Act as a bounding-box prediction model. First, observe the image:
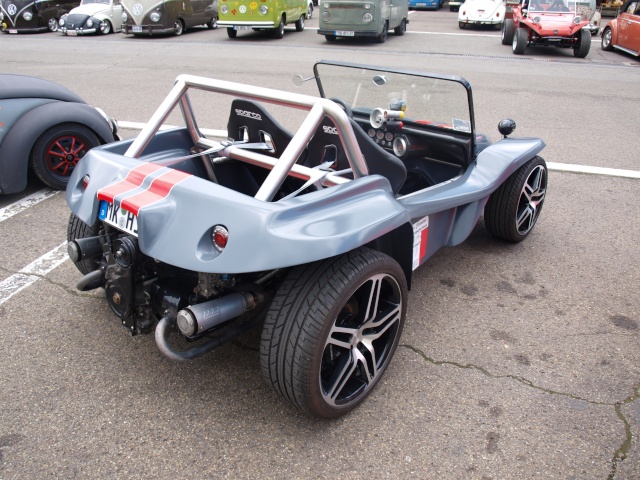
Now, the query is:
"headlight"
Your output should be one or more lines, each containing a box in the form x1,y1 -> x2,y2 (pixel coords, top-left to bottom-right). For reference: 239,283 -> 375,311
59,17 -> 65,26
23,12 -> 33,21
150,12 -> 160,22
122,11 -> 128,22
321,11 -> 330,21
259,5 -> 268,14
220,4 -> 228,14
86,18 -> 93,27
362,12 -> 373,23
573,15 -> 581,24
533,15 -> 540,24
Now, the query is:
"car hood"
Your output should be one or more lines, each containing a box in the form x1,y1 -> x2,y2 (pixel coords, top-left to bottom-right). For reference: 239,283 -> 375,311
68,4 -> 111,16
532,12 -> 582,30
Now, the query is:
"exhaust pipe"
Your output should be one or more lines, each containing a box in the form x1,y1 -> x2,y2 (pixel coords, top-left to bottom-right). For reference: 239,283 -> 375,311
155,291 -> 262,362
68,236 -> 103,263
176,292 -> 257,337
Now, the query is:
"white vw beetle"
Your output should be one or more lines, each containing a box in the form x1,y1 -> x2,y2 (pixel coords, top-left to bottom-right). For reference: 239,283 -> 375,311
59,0 -> 123,35
458,0 -> 506,29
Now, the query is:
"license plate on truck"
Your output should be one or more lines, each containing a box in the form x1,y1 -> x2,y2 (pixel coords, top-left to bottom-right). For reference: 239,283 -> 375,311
335,30 -> 354,36
99,200 -> 138,236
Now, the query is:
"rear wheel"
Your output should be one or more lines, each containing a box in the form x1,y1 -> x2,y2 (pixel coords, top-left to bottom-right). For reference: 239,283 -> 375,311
574,29 -> 591,57
325,34 -> 336,41
273,15 -> 285,38
227,27 -> 237,38
394,18 -> 406,35
512,26 -> 528,54
501,19 -> 514,45
207,17 -> 217,29
30,123 -> 100,190
459,21 -> 466,29
295,13 -> 304,31
484,156 -> 547,242
260,248 -> 407,418
601,27 -> 614,51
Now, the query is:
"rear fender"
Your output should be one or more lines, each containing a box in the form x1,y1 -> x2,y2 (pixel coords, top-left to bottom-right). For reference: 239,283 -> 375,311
0,102 -> 115,194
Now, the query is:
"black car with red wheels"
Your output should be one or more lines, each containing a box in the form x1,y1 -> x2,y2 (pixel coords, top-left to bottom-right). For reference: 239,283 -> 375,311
0,74 -> 118,194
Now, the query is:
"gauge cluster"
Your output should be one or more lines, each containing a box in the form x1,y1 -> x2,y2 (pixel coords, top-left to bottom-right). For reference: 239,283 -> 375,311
366,125 -> 410,158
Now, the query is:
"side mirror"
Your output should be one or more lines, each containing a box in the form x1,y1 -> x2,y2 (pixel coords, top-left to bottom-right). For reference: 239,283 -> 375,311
498,118 -> 516,138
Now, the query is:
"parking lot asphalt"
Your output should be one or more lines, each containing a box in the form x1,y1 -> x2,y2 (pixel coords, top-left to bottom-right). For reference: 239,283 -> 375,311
0,9 -> 639,479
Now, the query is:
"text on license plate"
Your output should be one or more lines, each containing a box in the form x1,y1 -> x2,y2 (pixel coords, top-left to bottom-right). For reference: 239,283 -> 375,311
99,200 -> 138,236
235,26 -> 252,30
416,3 -> 426,5
132,25 -> 142,32
335,30 -> 354,36
67,30 -> 78,36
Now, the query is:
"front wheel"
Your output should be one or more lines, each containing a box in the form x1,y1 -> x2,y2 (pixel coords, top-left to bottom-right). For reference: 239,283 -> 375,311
601,27 -> 614,51
48,17 -> 59,32
260,248 -> 408,418
99,20 -> 112,34
173,19 -> 183,36
227,27 -> 237,38
30,123 -> 100,190
394,18 -> 406,36
207,17 -> 217,29
512,26 -> 528,54
273,15 -> 285,38
325,34 -> 336,41
295,13 -> 304,32
574,29 -> 591,58
376,21 -> 388,43
501,19 -> 514,45
484,156 -> 547,242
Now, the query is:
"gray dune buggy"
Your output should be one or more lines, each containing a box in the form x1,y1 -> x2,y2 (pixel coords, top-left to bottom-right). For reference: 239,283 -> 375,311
66,60 -> 547,418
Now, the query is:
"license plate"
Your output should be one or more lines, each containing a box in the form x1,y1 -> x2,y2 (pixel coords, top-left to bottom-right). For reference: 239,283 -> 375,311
235,26 -> 251,30
9,29 -> 17,34
67,30 -> 78,36
99,200 -> 138,236
132,25 -> 142,32
416,3 -> 427,5
335,30 -> 354,36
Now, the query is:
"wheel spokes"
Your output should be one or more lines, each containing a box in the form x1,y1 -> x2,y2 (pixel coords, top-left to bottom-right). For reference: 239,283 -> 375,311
517,165 -> 547,235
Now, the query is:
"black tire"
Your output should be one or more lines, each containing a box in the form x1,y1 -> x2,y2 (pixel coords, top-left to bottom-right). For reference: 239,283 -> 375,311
295,13 -> 304,32
394,18 -> 406,36
459,21 -> 466,29
450,5 -> 459,11
67,213 -> 101,275
273,16 -> 285,38
30,123 -> 100,190
484,156 -> 547,242
227,27 -> 237,38
512,26 -> 528,54
207,17 -> 218,29
601,27 -> 614,51
260,248 -> 408,418
173,19 -> 183,36
574,29 -> 591,58
501,19 -> 514,44
48,17 -> 59,32
99,20 -> 112,34
325,34 -> 336,41
376,21 -> 388,43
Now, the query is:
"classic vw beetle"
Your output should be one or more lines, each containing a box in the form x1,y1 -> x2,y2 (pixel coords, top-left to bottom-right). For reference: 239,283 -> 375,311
66,60 -> 547,418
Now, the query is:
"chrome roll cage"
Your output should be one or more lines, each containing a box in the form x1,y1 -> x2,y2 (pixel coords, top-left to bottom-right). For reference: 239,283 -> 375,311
124,74 -> 369,202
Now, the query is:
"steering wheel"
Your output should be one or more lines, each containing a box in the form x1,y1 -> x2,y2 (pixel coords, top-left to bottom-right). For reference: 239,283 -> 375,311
329,97 -> 353,118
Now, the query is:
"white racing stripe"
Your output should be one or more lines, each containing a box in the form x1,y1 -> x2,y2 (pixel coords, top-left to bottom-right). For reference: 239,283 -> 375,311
0,189 -> 58,223
0,242 -> 68,306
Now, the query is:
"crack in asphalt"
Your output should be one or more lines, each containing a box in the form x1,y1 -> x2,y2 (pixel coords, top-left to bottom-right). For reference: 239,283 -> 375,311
400,344 -> 638,479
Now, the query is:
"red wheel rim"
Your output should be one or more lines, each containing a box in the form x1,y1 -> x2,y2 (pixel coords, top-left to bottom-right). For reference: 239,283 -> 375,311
45,135 -> 88,178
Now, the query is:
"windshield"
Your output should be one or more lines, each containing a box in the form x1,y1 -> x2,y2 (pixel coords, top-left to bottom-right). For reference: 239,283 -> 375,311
81,0 -> 110,4
314,61 -> 474,136
528,0 -> 583,12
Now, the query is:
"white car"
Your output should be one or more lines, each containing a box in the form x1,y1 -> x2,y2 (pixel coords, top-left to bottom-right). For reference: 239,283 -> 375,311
59,0 -> 123,35
458,0 -> 506,29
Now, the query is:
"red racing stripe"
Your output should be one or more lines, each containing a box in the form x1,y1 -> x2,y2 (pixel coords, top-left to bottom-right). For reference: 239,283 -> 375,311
120,168 -> 191,216
97,163 -> 165,203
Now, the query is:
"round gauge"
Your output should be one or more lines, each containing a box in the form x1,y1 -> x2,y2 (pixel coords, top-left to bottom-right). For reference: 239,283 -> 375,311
385,132 -> 394,142
376,131 -> 384,140
393,136 -> 408,157
368,128 -> 376,137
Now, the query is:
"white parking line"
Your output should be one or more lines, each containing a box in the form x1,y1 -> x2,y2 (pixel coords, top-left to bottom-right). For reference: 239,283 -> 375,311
0,242 -> 68,306
0,189 -> 58,223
